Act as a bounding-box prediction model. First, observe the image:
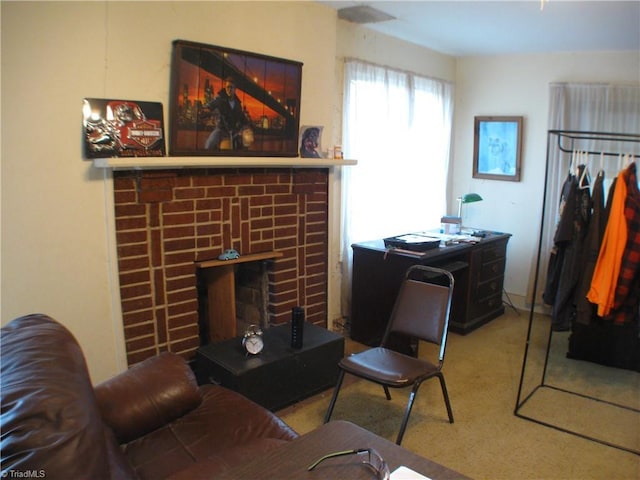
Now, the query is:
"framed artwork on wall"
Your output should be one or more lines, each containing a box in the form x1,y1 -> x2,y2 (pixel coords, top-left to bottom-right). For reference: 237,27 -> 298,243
169,40 -> 303,157
82,98 -> 165,159
473,116 -> 523,182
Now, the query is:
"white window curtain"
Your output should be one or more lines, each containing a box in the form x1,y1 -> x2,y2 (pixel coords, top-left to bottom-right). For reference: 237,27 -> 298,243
340,59 -> 454,317
532,83 -> 640,305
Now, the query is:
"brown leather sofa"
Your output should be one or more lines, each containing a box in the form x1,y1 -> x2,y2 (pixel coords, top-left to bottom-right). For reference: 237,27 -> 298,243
1,314 -> 298,480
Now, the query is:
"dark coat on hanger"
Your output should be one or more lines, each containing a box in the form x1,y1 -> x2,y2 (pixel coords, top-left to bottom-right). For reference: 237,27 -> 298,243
574,171 -> 606,325
543,166 -> 591,331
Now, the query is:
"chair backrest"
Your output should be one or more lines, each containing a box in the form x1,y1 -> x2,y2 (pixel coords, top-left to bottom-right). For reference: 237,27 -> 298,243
382,265 -> 454,361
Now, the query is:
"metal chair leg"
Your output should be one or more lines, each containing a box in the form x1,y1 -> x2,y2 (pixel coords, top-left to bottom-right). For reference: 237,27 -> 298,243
383,385 -> 392,400
323,369 -> 345,424
437,372 -> 454,423
396,382 -> 421,445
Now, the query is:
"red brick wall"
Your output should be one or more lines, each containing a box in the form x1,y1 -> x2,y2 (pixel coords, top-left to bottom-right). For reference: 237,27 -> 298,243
113,168 -> 329,365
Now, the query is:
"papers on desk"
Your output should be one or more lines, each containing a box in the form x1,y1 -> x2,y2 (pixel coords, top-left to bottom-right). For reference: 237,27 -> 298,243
391,466 -> 433,480
412,231 -> 481,246
383,230 -> 484,258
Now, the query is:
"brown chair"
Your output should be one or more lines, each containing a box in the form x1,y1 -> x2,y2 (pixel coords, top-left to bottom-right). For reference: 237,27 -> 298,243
324,265 -> 455,445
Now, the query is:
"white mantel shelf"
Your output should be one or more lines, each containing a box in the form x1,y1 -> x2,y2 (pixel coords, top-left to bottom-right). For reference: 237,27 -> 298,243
93,156 -> 357,170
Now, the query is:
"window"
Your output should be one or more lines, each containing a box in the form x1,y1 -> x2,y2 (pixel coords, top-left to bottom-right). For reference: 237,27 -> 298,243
340,60 -> 454,314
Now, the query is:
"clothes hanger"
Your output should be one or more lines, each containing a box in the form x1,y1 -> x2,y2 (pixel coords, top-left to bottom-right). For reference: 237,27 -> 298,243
598,152 -> 605,176
570,149 -> 577,177
578,151 -> 591,189
600,152 -> 604,173
571,150 -> 583,184
625,153 -> 636,168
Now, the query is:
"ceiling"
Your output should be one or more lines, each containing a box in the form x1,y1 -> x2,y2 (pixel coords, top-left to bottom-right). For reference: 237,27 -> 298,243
317,1 -> 640,56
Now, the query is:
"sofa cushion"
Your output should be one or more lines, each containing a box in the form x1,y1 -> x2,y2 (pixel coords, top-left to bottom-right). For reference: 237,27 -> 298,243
95,352 -> 202,444
124,384 -> 298,480
0,314 -> 137,480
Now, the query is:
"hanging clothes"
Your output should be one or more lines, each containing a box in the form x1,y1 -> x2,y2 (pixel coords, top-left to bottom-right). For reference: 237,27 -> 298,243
587,167 -> 630,317
569,163 -> 639,372
574,170 -> 605,325
542,173 -> 575,307
544,164 -> 591,330
611,162 -> 640,325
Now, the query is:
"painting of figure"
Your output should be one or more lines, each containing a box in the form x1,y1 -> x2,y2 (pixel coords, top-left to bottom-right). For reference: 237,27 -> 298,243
169,40 -> 303,157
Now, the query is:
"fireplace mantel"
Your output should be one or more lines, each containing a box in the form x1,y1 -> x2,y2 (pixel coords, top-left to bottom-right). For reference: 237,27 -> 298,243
94,156 -> 357,170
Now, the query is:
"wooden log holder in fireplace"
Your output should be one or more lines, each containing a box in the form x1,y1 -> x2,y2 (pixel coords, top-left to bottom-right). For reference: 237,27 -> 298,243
196,251 -> 283,343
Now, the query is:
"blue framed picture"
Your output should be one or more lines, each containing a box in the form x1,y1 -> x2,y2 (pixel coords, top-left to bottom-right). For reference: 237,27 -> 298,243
473,116 -> 523,182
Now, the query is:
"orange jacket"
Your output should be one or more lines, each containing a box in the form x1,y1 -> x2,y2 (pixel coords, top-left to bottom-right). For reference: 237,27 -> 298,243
586,169 -> 628,317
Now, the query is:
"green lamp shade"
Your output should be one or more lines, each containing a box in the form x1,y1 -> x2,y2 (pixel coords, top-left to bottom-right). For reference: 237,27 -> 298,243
460,193 -> 483,204
456,193 -> 483,218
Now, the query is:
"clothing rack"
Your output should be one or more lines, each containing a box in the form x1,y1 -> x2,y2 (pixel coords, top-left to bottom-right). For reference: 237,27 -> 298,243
514,129 -> 640,455
554,129 -> 640,157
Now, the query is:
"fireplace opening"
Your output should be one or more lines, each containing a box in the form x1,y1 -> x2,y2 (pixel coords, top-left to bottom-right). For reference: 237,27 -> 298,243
197,260 -> 271,346
195,251 -> 283,345
235,261 -> 269,334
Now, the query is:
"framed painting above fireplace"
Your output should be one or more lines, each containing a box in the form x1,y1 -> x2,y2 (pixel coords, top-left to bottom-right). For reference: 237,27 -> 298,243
169,40 -> 303,157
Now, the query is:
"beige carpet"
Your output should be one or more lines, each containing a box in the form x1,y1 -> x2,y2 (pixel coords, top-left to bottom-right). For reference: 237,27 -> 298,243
277,309 -> 640,480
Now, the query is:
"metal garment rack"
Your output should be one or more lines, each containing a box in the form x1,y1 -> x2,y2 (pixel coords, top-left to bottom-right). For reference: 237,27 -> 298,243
514,129 -> 640,455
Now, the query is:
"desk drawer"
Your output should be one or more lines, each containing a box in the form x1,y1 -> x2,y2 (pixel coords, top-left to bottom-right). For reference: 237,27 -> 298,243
480,257 -> 505,281
470,292 -> 503,319
476,277 -> 503,301
481,240 -> 508,263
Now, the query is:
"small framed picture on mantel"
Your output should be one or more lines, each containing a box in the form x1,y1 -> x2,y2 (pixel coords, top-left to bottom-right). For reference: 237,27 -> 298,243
473,116 -> 523,182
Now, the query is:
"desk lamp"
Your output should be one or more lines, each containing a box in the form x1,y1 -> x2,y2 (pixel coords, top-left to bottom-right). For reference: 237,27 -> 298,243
456,193 -> 483,220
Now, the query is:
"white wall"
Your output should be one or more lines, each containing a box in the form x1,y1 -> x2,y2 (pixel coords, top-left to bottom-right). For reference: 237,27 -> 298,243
2,1 -> 123,383
336,20 -> 456,82
1,1 -> 339,383
452,51 -> 640,308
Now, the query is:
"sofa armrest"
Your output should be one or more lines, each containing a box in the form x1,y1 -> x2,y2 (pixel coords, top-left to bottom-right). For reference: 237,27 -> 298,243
95,352 -> 201,444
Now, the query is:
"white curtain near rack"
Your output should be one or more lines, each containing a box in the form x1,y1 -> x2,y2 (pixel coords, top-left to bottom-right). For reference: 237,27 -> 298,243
340,59 -> 454,317
530,83 -> 640,306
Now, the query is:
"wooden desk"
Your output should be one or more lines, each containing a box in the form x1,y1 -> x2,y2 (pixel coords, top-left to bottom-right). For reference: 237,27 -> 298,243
351,232 -> 510,344
221,420 -> 471,479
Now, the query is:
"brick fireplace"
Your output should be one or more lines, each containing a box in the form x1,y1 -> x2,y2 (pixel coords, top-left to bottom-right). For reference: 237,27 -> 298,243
113,168 -> 329,366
